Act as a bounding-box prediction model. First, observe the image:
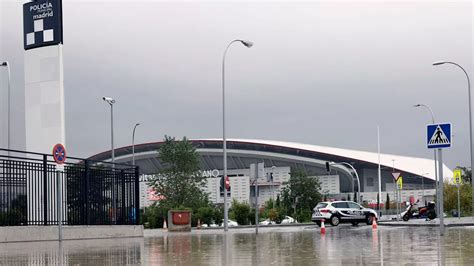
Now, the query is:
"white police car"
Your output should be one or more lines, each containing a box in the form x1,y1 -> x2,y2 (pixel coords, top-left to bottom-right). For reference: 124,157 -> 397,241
312,201 -> 378,226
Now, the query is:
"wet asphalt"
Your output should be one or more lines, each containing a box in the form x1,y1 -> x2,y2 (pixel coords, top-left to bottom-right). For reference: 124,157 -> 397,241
1,225 -> 474,265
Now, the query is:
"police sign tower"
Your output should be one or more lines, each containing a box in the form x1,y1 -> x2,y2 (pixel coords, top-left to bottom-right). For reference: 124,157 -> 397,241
427,123 -> 451,236
23,0 -> 65,154
23,0 -> 65,225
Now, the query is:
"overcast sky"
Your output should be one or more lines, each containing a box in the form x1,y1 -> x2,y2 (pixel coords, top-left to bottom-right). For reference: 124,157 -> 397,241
0,0 -> 473,169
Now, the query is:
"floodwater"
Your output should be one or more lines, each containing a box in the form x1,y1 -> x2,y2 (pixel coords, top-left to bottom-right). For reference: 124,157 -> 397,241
1,225 -> 474,265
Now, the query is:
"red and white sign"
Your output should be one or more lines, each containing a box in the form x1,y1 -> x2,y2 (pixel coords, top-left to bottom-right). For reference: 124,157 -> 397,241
392,172 -> 401,181
225,176 -> 230,190
52,143 -> 66,164
147,188 -> 165,201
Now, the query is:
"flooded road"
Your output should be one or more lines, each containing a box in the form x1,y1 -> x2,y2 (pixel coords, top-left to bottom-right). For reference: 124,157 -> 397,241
1,225 -> 474,265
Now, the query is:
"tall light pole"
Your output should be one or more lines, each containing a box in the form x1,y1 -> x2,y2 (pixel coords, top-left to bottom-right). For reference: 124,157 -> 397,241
414,103 -> 438,213
1,61 -> 11,152
103,96 -> 116,224
271,165 -> 276,202
421,172 -> 429,205
132,123 -> 141,166
102,97 -> 116,164
222,39 -> 253,232
433,61 -> 472,214
330,162 -> 361,203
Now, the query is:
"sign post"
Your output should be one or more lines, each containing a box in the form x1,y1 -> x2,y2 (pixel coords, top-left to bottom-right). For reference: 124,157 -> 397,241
250,163 -> 258,234
392,172 -> 401,220
454,169 -> 462,219
52,143 -> 66,241
427,123 -> 452,236
250,163 -> 264,234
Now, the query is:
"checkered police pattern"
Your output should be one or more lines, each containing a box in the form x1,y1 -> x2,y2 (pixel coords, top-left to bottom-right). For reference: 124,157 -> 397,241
25,19 -> 54,46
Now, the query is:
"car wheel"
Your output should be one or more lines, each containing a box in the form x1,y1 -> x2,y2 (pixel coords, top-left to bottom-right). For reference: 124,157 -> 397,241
351,221 -> 359,226
403,214 -> 410,221
366,214 -> 375,225
315,221 -> 321,227
330,215 -> 340,226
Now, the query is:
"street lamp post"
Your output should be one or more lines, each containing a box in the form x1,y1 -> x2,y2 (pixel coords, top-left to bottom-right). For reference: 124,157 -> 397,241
421,172 -> 429,205
433,61 -> 472,213
1,61 -> 11,152
132,123 -> 141,166
103,96 -> 116,224
414,103 -> 438,213
222,39 -> 253,232
271,165 -> 276,202
102,97 -> 116,164
330,162 -> 361,203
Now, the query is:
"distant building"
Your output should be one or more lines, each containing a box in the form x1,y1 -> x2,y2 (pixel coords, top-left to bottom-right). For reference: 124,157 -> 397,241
89,139 -> 452,207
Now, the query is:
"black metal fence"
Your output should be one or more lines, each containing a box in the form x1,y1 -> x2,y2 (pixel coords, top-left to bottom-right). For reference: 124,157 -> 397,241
0,148 -> 139,226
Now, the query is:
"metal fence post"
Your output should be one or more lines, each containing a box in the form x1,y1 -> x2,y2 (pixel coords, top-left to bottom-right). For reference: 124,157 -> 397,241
134,166 -> 140,225
121,169 -> 125,225
85,160 -> 90,225
43,154 -> 48,225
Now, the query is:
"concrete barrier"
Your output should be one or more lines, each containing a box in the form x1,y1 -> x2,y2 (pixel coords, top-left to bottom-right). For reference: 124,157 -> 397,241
0,225 -> 143,243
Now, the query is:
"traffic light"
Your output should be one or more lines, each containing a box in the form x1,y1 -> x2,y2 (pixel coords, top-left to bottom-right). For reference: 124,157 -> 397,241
225,176 -> 230,190
220,176 -> 224,189
325,162 -> 331,173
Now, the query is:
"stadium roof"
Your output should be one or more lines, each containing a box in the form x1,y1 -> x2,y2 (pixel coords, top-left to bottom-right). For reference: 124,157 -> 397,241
89,138 -> 452,181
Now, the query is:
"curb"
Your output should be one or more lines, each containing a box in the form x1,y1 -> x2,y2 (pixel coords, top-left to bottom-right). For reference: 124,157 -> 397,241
378,222 -> 474,227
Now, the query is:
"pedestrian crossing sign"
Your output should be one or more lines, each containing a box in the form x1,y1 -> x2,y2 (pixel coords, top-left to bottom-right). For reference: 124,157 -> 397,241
427,123 -> 451,149
453,169 -> 462,184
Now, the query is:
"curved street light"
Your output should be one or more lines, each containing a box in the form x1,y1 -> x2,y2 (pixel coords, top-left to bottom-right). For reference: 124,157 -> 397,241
222,39 -> 253,232
433,61 -> 472,213
132,123 -> 141,166
330,162 -> 361,203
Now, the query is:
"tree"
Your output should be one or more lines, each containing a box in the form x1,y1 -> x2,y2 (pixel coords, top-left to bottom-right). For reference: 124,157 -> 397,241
230,199 -> 251,225
149,136 -> 209,212
196,206 -> 217,225
281,169 -> 322,222
456,166 -> 472,184
444,182 -> 472,216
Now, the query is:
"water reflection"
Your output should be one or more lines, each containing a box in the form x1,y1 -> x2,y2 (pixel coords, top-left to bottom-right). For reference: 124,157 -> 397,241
145,227 -> 474,265
2,227 -> 474,265
0,238 -> 143,265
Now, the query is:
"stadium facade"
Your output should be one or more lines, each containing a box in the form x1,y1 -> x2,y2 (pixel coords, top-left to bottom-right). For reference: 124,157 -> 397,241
88,139 -> 452,208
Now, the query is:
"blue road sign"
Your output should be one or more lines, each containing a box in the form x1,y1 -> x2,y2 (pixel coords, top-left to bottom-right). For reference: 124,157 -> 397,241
427,123 -> 451,149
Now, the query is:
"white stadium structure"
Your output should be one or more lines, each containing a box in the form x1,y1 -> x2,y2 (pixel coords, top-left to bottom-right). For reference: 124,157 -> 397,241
88,139 -> 452,208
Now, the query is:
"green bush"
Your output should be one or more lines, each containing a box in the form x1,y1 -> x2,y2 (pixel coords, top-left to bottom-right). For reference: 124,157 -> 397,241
444,182 -> 472,216
196,206 -> 216,225
230,199 -> 251,225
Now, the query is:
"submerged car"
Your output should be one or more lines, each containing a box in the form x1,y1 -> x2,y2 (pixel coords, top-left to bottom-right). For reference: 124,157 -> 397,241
312,201 -> 378,226
280,216 -> 298,224
220,219 -> 239,227
259,219 -> 276,225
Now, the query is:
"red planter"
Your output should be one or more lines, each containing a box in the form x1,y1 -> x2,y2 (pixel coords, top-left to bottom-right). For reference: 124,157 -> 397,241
167,210 -> 192,232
